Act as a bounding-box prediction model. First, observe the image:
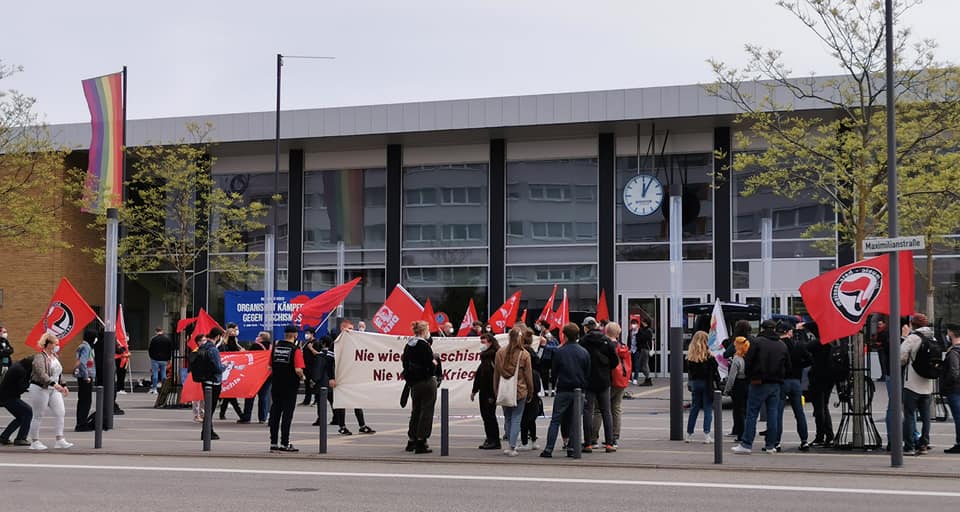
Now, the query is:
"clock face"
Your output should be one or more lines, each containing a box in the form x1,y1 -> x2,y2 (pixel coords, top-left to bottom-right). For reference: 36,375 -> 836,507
623,174 -> 664,216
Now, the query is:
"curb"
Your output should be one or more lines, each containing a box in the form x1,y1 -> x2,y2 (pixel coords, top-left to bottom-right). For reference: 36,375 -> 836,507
41,449 -> 960,480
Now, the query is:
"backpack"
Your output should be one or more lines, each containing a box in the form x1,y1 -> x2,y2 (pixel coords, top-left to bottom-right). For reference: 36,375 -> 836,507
910,331 -> 944,380
188,345 -> 219,383
828,341 -> 849,383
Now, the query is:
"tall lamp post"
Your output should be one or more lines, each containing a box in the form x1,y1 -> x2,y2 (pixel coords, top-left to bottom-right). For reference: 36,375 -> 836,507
271,54 -> 334,336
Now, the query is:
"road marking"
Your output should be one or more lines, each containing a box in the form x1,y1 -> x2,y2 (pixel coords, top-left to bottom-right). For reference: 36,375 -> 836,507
0,462 -> 956,497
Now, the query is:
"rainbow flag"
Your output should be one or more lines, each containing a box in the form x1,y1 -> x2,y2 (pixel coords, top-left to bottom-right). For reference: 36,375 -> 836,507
322,169 -> 364,245
81,72 -> 124,212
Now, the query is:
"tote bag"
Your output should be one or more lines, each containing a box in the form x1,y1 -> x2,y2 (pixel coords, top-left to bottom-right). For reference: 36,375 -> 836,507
495,353 -> 522,407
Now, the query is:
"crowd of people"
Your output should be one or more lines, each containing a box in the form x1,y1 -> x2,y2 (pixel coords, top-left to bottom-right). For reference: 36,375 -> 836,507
2,310 -> 960,460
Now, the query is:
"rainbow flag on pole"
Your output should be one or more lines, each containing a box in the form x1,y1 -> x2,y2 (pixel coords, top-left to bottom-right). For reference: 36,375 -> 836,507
322,169 -> 365,245
81,71 -> 124,212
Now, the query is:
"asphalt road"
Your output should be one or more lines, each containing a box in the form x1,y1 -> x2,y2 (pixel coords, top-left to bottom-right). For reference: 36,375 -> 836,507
1,452 -> 957,512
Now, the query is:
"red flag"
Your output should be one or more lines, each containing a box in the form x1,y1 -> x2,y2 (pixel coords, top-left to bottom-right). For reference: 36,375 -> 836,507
596,289 -> 610,323
294,277 -> 362,327
537,285 -> 558,324
421,298 -> 440,333
26,277 -> 98,351
799,252 -> 915,344
177,317 -> 197,333
193,308 -> 222,339
551,289 -> 570,342
520,309 -> 527,325
372,284 -> 424,335
181,351 -> 271,403
488,291 -> 522,333
457,299 -> 479,336
116,305 -> 129,349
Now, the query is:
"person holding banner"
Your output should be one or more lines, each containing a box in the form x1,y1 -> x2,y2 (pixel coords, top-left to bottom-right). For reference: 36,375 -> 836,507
471,333 -> 501,450
494,326 -> 534,457
27,334 -> 72,450
402,321 -> 438,454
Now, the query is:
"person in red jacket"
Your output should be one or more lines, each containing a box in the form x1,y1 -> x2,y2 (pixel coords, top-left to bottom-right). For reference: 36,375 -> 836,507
592,322 -> 632,448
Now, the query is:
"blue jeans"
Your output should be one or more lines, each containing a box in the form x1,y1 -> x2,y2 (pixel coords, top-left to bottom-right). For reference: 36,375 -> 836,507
544,391 -> 578,453
741,382 -> 781,449
242,380 -> 272,422
687,380 -> 713,435
150,360 -> 168,390
946,392 -> 960,446
775,378 -> 808,444
502,399 -> 527,450
902,388 -> 930,450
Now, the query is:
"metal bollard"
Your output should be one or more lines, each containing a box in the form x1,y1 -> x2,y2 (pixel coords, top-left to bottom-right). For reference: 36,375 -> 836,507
441,388 -> 449,456
571,388 -> 583,459
713,390 -> 723,464
94,386 -> 104,449
318,387 -> 328,454
202,386 -> 213,451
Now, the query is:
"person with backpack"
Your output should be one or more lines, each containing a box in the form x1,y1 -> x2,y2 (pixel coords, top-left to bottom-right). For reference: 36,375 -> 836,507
238,331 -> 272,424
600,322 -> 631,447
191,328 -> 225,440
268,325 -> 306,452
941,322 -> 960,454
900,313 -> 938,456
775,321 -> 812,452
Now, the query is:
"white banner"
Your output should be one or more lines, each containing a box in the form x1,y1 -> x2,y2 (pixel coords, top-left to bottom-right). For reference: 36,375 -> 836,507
333,330 -> 493,409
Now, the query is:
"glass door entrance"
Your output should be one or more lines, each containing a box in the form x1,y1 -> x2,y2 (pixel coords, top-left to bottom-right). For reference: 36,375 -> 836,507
622,294 -> 708,377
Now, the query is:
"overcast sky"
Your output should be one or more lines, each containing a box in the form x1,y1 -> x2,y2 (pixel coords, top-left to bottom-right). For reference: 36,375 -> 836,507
4,0 -> 960,124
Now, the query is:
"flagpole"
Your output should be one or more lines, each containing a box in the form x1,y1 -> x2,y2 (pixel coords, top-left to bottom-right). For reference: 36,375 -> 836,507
102,208 -> 119,429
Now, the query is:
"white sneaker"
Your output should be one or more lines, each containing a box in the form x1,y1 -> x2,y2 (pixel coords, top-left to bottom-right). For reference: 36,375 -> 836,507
117,390 -> 127,395
631,379 -> 639,385
731,444 -> 751,454
503,449 -> 511,455
29,441 -> 47,451
517,443 -> 531,451
505,449 -> 519,457
54,439 -> 73,449
531,442 -> 540,450
685,433 -> 694,443
704,433 -> 714,444
149,389 -> 158,395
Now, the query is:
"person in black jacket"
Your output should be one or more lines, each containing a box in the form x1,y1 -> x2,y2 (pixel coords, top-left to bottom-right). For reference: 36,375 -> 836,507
732,320 -> 790,455
774,321 -> 811,452
942,323 -> 960,454
471,333 -> 501,449
580,317 -> 619,453
0,356 -> 34,445
805,322 -> 834,446
217,328 -> 245,420
686,331 -> 719,444
402,321 -> 437,454
147,327 -> 173,394
519,327 -> 543,451
308,335 -> 335,426
540,323 -> 591,458
0,325 -> 14,375
301,327 -> 317,406
238,331 -> 272,424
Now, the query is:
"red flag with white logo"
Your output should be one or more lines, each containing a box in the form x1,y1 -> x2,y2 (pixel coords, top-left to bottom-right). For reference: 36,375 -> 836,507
26,277 -> 98,351
537,284 -> 558,324
421,298 -> 440,333
372,284 -> 424,336
488,291 -> 522,334
596,289 -> 610,323
799,252 -> 915,344
457,299 -> 479,336
181,351 -> 272,403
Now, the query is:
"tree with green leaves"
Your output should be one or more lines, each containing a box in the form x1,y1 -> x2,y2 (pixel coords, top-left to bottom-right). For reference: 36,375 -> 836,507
0,61 -> 72,249
706,0 -> 960,317
79,123 -> 269,333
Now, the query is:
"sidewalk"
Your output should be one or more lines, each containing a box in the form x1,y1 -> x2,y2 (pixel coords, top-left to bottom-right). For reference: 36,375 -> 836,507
9,380 -> 959,478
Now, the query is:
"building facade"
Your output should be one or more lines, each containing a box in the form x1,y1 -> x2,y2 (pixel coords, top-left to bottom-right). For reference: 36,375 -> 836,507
19,80 -> 957,374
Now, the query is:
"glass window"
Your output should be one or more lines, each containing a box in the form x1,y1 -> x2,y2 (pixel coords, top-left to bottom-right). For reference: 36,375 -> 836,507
214,171 -> 289,252
302,268 -> 386,323
731,166 -> 835,241
303,168 -> 387,251
402,266 -> 488,324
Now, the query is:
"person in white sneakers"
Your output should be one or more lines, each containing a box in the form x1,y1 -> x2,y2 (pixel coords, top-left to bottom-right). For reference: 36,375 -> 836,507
685,331 -> 718,444
27,334 -> 72,450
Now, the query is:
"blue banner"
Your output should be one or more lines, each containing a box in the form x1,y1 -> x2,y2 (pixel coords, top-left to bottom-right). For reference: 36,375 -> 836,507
224,290 -> 329,342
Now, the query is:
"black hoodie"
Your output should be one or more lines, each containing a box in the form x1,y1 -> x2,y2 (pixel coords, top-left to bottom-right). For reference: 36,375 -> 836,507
581,329 -> 619,392
744,329 -> 791,384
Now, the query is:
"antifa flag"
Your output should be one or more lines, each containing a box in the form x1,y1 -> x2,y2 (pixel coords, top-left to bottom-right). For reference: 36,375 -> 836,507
181,351 -> 272,403
799,252 -> 915,343
372,284 -> 423,336
26,277 -> 98,350
457,299 -> 479,336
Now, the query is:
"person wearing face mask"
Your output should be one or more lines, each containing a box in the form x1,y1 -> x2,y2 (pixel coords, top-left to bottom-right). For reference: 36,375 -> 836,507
470,322 -> 484,336
356,321 -> 367,333
630,318 -> 653,386
442,322 -> 455,337
27,333 -> 72,450
0,325 -> 13,377
471,333 -> 501,449
537,321 -> 558,397
300,327 -> 317,406
73,330 -> 97,432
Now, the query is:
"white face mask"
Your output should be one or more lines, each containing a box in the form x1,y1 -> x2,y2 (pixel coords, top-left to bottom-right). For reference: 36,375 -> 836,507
52,345 -> 60,354
481,343 -> 490,351
446,328 -> 454,335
